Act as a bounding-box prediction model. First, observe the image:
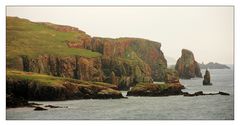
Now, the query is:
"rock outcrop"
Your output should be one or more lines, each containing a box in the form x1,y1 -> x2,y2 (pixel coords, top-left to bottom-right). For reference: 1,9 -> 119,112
203,69 -> 212,85
6,70 -> 124,104
175,49 -> 202,79
127,83 -> 185,96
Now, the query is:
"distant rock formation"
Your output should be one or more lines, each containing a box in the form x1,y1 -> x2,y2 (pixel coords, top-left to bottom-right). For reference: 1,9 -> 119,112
203,69 -> 212,85
175,49 -> 202,79
199,62 -> 230,69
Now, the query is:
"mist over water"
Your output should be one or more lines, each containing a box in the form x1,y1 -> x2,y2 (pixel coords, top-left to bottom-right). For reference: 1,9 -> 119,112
7,69 -> 233,120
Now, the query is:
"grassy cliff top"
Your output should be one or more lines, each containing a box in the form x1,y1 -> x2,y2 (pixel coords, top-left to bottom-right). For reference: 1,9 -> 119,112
6,17 -> 101,59
7,70 -> 116,89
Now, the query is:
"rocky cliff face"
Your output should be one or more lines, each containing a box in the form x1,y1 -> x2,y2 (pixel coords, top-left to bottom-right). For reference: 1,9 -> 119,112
7,17 -> 168,90
8,55 -> 104,82
8,55 -> 153,90
175,49 -> 202,79
69,37 -> 167,81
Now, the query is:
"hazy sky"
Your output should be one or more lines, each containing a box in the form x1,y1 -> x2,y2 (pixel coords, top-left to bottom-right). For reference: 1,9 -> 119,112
6,6 -> 234,64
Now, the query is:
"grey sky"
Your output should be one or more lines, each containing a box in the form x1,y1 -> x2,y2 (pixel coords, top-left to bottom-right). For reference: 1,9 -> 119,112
6,6 -> 234,64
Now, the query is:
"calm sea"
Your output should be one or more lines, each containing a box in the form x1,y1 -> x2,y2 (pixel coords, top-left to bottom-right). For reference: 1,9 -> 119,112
7,69 -> 234,120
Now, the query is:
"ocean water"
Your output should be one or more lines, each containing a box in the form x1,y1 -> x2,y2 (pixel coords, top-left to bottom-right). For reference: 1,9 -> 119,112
6,69 -> 234,120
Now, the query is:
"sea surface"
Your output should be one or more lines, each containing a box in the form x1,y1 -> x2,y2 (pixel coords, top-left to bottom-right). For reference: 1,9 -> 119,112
6,69 -> 234,120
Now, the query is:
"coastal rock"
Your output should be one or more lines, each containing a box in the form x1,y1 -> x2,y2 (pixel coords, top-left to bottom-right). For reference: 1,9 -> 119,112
13,54 -> 153,90
6,70 -> 124,103
101,57 -> 153,90
219,91 -> 230,96
45,105 -> 67,108
175,49 -> 202,79
203,69 -> 212,85
90,37 -> 167,81
34,107 -> 47,111
6,93 -> 28,108
127,83 -> 184,96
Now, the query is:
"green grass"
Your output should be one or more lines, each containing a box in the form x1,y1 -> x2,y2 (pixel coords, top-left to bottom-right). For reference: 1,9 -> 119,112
7,70 -> 115,88
130,83 -> 170,92
7,70 -> 64,86
6,17 -> 101,61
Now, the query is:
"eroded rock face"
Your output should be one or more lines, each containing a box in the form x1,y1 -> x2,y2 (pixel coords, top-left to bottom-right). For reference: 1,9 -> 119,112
17,55 -> 104,82
101,57 -> 153,90
175,49 -> 202,79
10,55 -> 153,90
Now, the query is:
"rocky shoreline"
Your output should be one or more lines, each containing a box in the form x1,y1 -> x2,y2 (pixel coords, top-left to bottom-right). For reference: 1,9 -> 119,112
6,70 -> 125,108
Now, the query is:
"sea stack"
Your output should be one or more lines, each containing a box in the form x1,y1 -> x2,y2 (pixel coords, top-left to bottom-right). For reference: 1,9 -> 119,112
203,69 -> 212,85
175,49 -> 202,79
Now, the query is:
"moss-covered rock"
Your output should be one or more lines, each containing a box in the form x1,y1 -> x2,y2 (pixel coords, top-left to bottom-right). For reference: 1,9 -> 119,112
164,69 -> 179,83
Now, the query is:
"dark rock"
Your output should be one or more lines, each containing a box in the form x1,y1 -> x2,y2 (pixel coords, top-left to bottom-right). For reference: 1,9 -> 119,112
194,91 -> 203,96
219,91 -> 230,96
183,93 -> 195,97
45,105 -> 65,108
34,107 -> 47,111
6,93 -> 28,108
203,69 -> 212,85
175,49 -> 202,79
